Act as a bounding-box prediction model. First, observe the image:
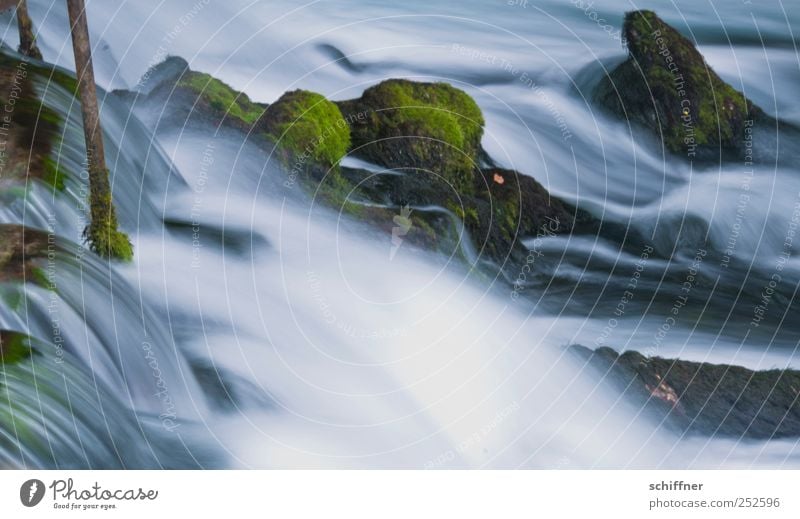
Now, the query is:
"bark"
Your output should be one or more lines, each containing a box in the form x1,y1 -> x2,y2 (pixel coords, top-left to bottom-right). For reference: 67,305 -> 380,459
16,1 -> 42,59
66,0 -> 131,260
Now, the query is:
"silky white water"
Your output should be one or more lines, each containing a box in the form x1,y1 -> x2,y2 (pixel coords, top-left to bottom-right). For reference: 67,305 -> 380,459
0,0 -> 798,468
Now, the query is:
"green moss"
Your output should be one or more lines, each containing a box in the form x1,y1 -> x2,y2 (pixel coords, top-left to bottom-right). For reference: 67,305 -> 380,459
0,332 -> 32,365
0,49 -> 70,193
177,71 -> 265,126
41,156 -> 66,191
29,267 -> 53,291
449,203 -> 466,220
258,89 -> 351,170
84,185 -> 133,261
411,215 -> 437,241
340,79 -> 484,193
87,226 -> 133,261
87,228 -> 132,261
447,201 -> 481,228
464,207 -> 479,226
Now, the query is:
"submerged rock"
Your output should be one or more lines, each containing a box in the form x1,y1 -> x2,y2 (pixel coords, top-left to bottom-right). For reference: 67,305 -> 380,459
595,10 -> 762,158
571,344 -> 800,439
337,79 -> 485,193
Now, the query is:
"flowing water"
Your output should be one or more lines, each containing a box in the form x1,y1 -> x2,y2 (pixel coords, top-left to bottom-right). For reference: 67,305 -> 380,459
0,0 -> 799,468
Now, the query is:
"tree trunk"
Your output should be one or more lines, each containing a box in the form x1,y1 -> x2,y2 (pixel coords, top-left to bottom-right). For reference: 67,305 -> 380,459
16,1 -> 42,59
66,0 -> 131,260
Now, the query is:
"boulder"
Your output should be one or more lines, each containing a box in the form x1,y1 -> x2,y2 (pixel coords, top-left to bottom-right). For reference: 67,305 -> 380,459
337,79 -> 484,192
595,10 -> 762,158
121,56 -> 266,133
256,89 -> 350,176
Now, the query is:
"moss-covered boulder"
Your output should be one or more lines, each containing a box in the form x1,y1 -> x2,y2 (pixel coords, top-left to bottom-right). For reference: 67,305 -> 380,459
595,10 -> 762,158
337,79 -> 484,193
256,89 -> 351,177
119,60 -> 597,278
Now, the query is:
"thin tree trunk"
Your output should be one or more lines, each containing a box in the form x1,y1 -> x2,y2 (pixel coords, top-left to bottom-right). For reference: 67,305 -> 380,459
66,0 -> 131,260
16,1 -> 42,59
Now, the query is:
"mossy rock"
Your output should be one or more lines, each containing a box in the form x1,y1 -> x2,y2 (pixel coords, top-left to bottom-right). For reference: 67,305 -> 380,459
595,10 -> 762,157
175,70 -> 266,129
116,57 -> 269,143
337,79 -> 484,193
257,89 -> 351,175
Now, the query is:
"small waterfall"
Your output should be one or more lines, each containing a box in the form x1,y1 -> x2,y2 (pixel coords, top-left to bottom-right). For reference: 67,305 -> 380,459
0,0 -> 797,469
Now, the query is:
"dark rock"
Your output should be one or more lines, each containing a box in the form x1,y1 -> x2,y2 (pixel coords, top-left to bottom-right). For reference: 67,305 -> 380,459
316,43 -> 368,74
571,344 -> 800,439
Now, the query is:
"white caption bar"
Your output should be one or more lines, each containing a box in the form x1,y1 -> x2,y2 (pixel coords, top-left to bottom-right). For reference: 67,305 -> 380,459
1,470 -> 798,518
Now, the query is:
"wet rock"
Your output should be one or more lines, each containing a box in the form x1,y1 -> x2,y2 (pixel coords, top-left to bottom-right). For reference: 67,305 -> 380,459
571,344 -> 800,439
119,59 -> 601,275
595,10 -> 763,158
